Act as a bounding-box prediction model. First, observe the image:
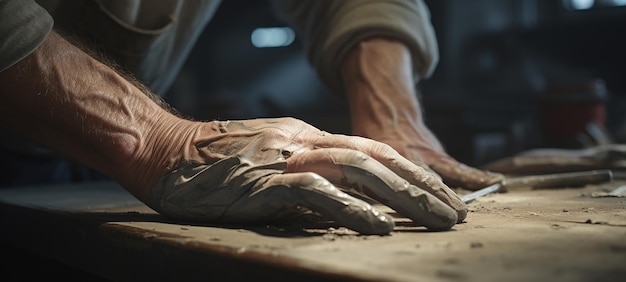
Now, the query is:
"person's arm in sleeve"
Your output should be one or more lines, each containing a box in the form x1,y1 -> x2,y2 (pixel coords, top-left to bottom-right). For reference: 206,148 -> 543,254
271,0 -> 503,190
0,0 -> 466,234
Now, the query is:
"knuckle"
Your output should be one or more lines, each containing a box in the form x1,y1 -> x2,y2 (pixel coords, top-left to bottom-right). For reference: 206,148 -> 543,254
345,150 -> 371,165
374,142 -> 396,155
295,172 -> 327,186
354,136 -> 397,155
264,127 -> 287,137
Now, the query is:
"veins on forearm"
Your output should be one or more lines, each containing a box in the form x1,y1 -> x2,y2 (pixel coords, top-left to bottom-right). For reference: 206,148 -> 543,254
52,28 -> 180,116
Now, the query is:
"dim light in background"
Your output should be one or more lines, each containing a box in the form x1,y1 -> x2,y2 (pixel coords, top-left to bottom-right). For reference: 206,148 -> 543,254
565,0 -> 626,9
251,27 -> 295,48
569,0 -> 595,10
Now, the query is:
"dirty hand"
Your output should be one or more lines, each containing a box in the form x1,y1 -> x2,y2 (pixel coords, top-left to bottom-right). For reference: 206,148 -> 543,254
0,30 -> 461,236
352,114 -> 504,191
146,118 -> 467,235
342,37 -> 504,191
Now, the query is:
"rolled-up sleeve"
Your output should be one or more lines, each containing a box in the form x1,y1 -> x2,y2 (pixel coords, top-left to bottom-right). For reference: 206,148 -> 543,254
0,0 -> 53,72
270,0 -> 439,97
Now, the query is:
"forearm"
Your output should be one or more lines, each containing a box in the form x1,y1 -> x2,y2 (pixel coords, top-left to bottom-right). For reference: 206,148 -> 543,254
341,37 -> 424,134
341,37 -> 504,190
271,0 -> 438,98
0,31 -> 198,199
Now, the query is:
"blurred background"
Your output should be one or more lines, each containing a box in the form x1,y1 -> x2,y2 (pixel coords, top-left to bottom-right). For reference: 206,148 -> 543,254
163,0 -> 626,168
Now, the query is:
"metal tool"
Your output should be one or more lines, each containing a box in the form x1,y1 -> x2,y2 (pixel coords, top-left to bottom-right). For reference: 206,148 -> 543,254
461,183 -> 501,204
462,169 -> 614,203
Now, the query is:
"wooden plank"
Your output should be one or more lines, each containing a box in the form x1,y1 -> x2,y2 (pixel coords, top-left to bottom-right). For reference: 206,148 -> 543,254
0,180 -> 625,281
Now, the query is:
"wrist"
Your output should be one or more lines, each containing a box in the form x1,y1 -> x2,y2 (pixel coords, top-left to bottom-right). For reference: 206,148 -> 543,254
121,113 -> 207,199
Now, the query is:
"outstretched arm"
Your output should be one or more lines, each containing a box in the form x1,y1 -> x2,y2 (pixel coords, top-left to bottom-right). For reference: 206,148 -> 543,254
340,37 -> 503,190
0,30 -> 196,200
271,0 -> 503,190
0,30 -> 466,234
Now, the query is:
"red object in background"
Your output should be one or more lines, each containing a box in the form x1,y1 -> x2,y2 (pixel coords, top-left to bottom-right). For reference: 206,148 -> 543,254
539,79 -> 608,146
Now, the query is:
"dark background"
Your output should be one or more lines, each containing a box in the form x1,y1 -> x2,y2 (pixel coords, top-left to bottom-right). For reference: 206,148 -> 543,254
164,0 -> 626,168
3,1 -> 626,279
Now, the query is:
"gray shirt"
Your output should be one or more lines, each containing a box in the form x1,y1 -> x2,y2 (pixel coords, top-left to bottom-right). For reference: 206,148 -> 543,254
0,0 -> 53,72
2,0 -> 438,96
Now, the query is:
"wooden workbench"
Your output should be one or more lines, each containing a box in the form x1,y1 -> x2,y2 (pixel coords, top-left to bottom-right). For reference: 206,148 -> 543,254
0,180 -> 624,281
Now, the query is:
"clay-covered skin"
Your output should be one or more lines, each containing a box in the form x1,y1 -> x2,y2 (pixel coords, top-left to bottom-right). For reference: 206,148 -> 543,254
148,118 -> 466,235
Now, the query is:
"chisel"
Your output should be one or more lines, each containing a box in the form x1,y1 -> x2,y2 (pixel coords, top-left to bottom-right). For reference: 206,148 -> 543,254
462,169 -> 614,203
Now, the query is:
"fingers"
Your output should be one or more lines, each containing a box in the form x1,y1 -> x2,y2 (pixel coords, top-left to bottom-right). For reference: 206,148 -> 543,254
312,135 -> 468,222
149,157 -> 394,235
429,162 -> 504,191
287,148 -> 458,231
224,172 -> 395,235
391,140 -> 504,190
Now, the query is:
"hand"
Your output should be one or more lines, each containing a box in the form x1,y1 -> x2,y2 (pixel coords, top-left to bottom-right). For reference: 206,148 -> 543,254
353,112 -> 504,191
0,31 -> 463,236
341,37 -> 503,191
145,118 -> 467,235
